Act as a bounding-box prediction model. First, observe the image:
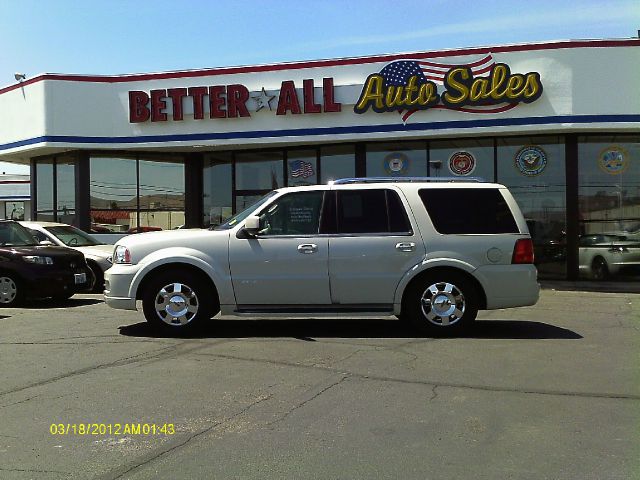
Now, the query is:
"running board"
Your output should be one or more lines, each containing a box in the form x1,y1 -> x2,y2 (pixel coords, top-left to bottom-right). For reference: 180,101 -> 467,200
230,305 -> 394,317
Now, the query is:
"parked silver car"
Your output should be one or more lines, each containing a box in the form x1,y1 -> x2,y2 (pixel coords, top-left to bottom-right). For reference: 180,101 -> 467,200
21,221 -> 113,292
104,178 -> 539,334
579,234 -> 640,280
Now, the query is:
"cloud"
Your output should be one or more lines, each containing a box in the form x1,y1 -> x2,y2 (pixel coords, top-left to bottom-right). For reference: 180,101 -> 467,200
290,3 -> 640,53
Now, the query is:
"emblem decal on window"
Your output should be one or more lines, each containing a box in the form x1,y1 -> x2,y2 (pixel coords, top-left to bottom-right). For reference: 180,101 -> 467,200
448,151 -> 476,176
384,153 -> 409,175
598,146 -> 628,175
515,146 -> 547,177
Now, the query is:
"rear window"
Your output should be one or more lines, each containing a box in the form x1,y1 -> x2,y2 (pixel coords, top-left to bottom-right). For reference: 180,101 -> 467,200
419,188 -> 519,234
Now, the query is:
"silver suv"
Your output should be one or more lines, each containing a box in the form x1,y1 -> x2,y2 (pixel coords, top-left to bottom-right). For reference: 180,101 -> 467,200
104,178 -> 539,334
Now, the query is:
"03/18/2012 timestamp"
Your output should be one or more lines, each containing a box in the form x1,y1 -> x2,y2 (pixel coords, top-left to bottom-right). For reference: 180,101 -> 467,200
49,423 -> 175,436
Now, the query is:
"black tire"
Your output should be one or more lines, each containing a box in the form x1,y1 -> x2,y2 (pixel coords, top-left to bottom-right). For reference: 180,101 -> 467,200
141,270 -> 218,332
0,273 -> 23,307
88,262 -> 104,293
402,271 -> 479,335
591,257 -> 609,281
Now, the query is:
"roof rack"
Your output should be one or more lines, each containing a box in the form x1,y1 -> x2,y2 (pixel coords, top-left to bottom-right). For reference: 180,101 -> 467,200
329,177 -> 486,185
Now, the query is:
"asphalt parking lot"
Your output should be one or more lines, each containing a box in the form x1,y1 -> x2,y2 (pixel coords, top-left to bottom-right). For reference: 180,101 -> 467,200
0,288 -> 638,480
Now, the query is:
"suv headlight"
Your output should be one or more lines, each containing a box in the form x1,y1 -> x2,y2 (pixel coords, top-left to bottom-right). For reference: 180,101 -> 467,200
113,246 -> 131,264
23,255 -> 54,265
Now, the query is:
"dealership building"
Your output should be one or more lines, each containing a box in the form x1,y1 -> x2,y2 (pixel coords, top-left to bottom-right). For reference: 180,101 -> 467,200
0,38 -> 638,280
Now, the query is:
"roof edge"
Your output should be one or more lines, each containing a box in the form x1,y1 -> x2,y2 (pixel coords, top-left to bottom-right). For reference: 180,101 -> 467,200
1,38 -> 639,96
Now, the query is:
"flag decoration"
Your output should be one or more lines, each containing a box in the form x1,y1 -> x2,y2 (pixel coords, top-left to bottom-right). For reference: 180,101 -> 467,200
290,160 -> 314,178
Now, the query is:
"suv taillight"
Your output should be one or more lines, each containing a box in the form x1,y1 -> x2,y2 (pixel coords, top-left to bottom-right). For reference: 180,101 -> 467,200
512,238 -> 534,264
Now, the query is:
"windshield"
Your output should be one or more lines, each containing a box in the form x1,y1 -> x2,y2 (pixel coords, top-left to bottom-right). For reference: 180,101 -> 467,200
214,191 -> 278,231
0,222 -> 39,246
44,226 -> 103,246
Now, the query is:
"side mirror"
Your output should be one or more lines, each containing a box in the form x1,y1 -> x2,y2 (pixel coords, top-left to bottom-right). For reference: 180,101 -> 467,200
243,216 -> 261,236
39,240 -> 55,246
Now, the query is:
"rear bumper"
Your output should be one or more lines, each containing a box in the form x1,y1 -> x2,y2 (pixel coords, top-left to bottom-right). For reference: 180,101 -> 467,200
474,264 -> 540,309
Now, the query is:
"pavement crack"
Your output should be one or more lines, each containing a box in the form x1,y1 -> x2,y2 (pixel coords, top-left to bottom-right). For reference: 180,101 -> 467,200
0,342 -> 215,399
96,393 -> 274,480
0,394 -> 40,409
429,385 -> 439,401
193,351 -> 640,401
0,467 -> 71,474
269,375 -> 350,426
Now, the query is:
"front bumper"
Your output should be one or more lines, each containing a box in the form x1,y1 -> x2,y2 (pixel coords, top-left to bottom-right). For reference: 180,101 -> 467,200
103,264 -> 139,311
23,267 -> 93,298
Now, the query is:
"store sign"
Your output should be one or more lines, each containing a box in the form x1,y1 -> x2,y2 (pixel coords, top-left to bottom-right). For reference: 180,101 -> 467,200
128,78 -> 341,123
354,56 -> 543,122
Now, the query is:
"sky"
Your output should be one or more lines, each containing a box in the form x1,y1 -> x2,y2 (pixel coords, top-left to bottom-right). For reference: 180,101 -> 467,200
0,0 -> 639,174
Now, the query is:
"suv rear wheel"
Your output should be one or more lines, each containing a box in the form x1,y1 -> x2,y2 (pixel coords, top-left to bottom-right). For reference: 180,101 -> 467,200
403,271 -> 478,334
142,271 -> 217,331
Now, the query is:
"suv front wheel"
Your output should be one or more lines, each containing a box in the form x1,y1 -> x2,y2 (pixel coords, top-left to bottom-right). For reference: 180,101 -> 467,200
403,271 -> 478,334
142,270 -> 216,331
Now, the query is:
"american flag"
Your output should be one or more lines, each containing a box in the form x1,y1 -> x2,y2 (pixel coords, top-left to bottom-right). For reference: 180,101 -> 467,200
378,54 -> 516,122
290,160 -> 314,178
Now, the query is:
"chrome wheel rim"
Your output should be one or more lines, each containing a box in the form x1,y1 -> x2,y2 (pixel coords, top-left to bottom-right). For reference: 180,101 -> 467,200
420,281 -> 465,327
0,277 -> 17,304
154,282 -> 199,326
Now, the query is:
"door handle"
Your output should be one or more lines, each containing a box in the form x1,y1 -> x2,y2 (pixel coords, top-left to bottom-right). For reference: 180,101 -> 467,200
395,242 -> 416,252
297,243 -> 318,254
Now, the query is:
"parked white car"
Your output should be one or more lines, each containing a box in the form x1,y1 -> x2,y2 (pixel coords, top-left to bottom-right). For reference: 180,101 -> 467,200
579,234 -> 640,280
104,178 -> 539,334
20,221 -> 113,292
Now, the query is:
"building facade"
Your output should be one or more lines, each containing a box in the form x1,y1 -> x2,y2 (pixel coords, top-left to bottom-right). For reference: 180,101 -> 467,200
0,38 -> 639,280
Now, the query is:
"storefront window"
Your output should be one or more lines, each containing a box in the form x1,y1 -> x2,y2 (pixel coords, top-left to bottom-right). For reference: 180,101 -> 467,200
320,145 -> 355,183
36,158 -> 54,220
497,136 -> 566,278
578,135 -> 640,281
5,202 -> 25,220
203,152 -> 232,226
139,156 -> 185,231
287,149 -> 318,187
90,155 -> 137,233
366,142 -> 426,177
236,194 -> 265,212
89,154 -> 186,233
235,151 -> 283,190
430,138 -> 494,180
56,156 -> 76,224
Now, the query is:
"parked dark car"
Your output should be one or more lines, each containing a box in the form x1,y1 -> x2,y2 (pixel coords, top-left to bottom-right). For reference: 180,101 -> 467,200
0,220 -> 93,306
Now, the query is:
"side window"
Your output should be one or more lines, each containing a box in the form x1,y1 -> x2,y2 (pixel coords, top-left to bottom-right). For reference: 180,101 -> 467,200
419,188 -> 519,234
335,189 -> 411,234
28,228 -> 48,243
257,191 -> 324,236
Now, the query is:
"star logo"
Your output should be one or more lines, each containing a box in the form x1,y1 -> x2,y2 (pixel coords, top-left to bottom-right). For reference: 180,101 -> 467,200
252,87 -> 276,112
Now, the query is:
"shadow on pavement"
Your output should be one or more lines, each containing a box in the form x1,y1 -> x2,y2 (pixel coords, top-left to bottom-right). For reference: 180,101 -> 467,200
20,297 -> 103,309
118,318 -> 582,340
